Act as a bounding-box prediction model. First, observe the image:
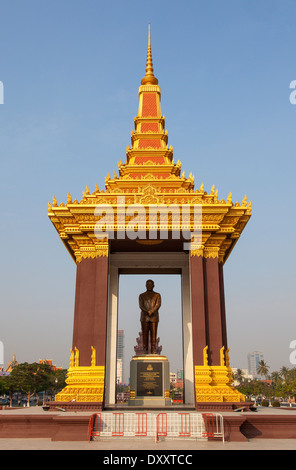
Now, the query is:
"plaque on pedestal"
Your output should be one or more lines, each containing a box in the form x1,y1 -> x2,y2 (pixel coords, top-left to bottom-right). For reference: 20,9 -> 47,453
129,355 -> 171,407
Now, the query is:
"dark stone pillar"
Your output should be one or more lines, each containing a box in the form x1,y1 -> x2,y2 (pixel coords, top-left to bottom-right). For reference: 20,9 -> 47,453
219,261 -> 228,349
72,255 -> 109,367
204,256 -> 227,365
190,255 -> 207,366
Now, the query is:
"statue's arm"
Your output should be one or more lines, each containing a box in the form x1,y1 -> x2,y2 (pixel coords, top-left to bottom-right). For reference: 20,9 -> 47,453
139,294 -> 148,313
149,294 -> 161,314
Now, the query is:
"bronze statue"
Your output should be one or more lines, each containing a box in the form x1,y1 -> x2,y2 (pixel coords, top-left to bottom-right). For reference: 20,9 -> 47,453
139,279 -> 161,354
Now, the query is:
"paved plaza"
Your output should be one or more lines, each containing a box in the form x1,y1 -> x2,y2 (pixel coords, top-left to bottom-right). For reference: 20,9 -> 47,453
1,436 -> 296,450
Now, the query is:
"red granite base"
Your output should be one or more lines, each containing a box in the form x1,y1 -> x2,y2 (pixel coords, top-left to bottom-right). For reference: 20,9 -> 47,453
195,402 -> 254,412
1,409 -> 296,442
47,401 -> 103,412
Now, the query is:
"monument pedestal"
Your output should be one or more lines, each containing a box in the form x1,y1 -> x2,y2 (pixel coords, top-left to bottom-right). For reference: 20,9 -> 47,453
129,355 -> 171,407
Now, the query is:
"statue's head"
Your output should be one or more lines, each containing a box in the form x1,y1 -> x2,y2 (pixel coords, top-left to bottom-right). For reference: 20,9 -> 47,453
146,279 -> 154,291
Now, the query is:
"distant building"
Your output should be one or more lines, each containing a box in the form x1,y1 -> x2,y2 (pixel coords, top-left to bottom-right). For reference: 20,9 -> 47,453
6,353 -> 18,373
2,356 -> 63,375
248,351 -> 264,379
117,330 -> 125,384
232,368 -> 252,385
117,359 -> 123,385
39,359 -> 62,371
117,330 -> 125,360
170,372 -> 177,384
177,369 -> 184,380
169,370 -> 184,403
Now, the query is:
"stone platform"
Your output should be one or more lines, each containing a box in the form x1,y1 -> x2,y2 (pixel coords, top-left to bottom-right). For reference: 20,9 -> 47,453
46,401 -> 103,412
195,401 -> 254,411
1,406 -> 296,442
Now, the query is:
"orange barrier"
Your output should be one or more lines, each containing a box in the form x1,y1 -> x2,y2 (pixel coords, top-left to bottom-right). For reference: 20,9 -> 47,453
135,413 -> 148,436
202,412 -> 224,441
156,413 -> 167,442
88,413 -> 101,442
88,411 -> 224,442
178,412 -> 191,437
112,413 -> 124,436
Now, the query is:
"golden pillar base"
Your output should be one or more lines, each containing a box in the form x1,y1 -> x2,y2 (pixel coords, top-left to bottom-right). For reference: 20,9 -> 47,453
54,348 -> 105,404
194,347 -> 245,403
55,366 -> 105,403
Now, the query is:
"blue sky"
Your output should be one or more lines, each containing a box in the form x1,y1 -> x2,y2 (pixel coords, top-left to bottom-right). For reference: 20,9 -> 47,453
0,0 -> 295,377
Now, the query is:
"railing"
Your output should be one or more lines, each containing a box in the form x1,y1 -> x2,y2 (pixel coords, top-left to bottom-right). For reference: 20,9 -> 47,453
202,413 -> 224,441
88,412 -> 224,443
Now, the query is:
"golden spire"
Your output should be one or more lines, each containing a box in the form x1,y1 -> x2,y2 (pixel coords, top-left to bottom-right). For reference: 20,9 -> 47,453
141,24 -> 158,85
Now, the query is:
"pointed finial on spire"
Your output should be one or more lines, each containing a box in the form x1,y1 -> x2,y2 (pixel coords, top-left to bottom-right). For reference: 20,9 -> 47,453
141,24 -> 158,85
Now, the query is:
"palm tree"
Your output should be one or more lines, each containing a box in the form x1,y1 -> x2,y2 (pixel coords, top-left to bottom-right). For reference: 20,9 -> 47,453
271,371 -> 281,385
233,369 -> 244,384
257,360 -> 269,380
280,366 -> 289,380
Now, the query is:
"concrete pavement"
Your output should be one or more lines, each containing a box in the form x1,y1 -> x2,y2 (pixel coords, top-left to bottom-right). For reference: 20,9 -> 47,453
1,436 -> 296,450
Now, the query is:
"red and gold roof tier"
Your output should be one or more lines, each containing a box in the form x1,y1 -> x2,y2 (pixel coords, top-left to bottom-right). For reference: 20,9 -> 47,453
48,26 -> 251,264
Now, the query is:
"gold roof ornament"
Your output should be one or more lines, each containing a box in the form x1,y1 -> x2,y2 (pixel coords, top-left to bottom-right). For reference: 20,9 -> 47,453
141,24 -> 158,86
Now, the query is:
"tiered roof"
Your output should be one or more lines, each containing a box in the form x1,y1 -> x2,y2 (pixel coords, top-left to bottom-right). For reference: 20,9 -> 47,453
48,25 -> 251,263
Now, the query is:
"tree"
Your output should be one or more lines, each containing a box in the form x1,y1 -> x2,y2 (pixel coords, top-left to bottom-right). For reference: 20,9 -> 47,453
278,368 -> 296,403
46,368 -> 67,401
257,360 -> 269,380
271,371 -> 281,384
9,362 -> 53,406
0,374 -> 21,407
233,369 -> 244,384
0,376 -> 11,404
0,376 -> 7,395
271,372 -> 283,398
280,366 -> 289,380
234,366 -> 296,403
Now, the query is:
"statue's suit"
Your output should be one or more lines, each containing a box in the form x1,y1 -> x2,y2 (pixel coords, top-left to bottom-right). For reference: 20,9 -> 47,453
139,290 -> 161,354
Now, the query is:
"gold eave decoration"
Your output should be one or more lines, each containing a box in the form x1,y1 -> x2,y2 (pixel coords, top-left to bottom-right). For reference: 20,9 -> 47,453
48,189 -> 251,265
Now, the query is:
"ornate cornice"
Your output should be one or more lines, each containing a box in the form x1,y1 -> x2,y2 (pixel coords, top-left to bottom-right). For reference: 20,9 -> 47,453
75,240 -> 109,264
48,186 -> 251,265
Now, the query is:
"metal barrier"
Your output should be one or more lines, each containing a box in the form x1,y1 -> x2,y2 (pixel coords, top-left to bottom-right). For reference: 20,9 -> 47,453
88,413 -> 101,441
202,413 -> 224,442
113,413 -> 124,436
156,413 -> 167,441
135,412 -> 147,436
179,413 -> 191,437
88,412 -> 224,443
